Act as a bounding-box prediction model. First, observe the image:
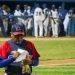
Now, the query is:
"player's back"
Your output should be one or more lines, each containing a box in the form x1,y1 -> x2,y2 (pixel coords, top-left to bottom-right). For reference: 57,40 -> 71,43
34,7 -> 44,20
34,7 -> 42,16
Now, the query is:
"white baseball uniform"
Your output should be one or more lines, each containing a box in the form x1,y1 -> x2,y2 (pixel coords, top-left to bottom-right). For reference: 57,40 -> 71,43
43,8 -> 49,36
63,13 -> 71,33
51,9 -> 59,37
34,7 -> 44,37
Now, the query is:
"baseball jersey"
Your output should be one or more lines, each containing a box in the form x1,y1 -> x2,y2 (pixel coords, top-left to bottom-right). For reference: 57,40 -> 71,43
0,39 -> 40,74
51,9 -> 59,19
43,8 -> 48,15
34,7 -> 44,21
14,10 -> 22,16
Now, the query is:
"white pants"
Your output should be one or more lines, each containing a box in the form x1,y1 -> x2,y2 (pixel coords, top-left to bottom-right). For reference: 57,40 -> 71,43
34,19 -> 43,37
18,18 -> 32,30
18,18 -> 28,29
63,19 -> 69,33
3,18 -> 8,32
51,19 -> 59,37
43,17 -> 49,36
27,18 -> 32,30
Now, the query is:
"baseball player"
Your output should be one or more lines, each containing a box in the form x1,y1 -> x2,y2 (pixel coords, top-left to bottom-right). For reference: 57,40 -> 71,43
2,5 -> 8,36
34,4 -> 44,37
42,4 -> 49,36
58,6 -> 67,36
27,6 -> 32,29
14,4 -> 22,24
63,9 -> 73,36
0,5 -> 4,37
51,5 -> 59,37
19,5 -> 30,36
26,6 -> 33,36
0,23 -> 40,75
14,5 -> 22,16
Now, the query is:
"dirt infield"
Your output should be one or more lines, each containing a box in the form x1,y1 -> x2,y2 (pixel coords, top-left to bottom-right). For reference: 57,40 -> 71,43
0,37 -> 75,41
39,59 -> 75,67
26,37 -> 75,41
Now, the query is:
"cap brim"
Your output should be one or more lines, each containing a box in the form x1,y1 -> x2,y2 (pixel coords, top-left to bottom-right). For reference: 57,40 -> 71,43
13,32 -> 24,35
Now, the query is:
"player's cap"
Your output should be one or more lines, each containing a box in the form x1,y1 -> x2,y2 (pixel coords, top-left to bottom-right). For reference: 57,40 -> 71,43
16,4 -> 20,8
11,23 -> 24,35
52,4 -> 55,8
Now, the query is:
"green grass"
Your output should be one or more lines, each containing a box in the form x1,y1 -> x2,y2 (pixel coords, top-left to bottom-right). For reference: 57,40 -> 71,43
32,40 -> 75,60
1,65 -> 75,75
32,65 -> 75,75
0,68 -> 4,74
0,40 -> 75,60
0,39 -> 75,75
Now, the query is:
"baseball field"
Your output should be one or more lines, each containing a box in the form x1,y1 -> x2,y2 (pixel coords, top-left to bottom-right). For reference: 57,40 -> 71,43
0,37 -> 75,75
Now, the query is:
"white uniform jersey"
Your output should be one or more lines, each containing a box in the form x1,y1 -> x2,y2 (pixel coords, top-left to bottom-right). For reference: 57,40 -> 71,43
3,10 -> 8,15
48,11 -> 51,16
43,8 -> 48,15
63,13 -> 71,32
51,9 -> 59,37
27,9 -> 31,16
22,10 -> 28,16
14,10 -> 22,16
34,7 -> 44,21
51,9 -> 59,19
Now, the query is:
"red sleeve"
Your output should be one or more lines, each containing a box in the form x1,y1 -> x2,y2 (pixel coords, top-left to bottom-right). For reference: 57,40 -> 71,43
0,41 -> 11,58
26,41 -> 40,59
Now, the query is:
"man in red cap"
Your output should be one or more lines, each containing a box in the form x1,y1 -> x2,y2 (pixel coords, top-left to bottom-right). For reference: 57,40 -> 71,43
0,23 -> 40,75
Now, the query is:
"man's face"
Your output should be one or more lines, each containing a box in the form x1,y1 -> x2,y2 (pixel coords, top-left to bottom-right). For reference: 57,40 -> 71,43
11,33 -> 24,43
24,6 -> 27,10
16,6 -> 20,11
